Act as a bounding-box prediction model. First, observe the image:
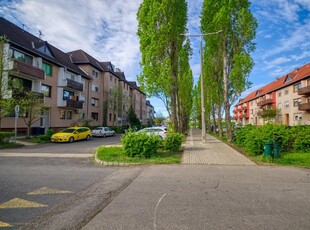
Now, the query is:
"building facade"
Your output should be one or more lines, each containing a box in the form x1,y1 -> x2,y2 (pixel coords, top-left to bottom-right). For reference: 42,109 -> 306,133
0,17 -> 149,134
234,63 -> 310,126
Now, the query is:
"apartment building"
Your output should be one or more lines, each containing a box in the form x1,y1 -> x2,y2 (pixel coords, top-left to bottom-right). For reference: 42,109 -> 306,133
234,63 -> 310,126
128,81 -> 147,125
146,100 -> 155,124
0,17 -> 151,134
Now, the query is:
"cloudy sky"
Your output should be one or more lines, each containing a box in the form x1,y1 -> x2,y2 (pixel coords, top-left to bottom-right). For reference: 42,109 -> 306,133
1,0 -> 310,116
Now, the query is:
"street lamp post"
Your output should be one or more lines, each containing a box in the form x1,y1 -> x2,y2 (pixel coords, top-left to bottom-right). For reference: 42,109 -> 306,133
181,31 -> 222,143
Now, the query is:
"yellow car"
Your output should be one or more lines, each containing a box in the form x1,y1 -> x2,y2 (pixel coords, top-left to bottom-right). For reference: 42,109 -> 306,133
51,127 -> 92,143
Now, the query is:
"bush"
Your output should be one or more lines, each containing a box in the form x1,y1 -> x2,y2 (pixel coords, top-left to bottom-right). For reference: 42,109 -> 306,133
291,126 -> 310,152
163,133 -> 183,152
37,129 -> 54,141
121,131 -> 162,158
0,132 -> 14,143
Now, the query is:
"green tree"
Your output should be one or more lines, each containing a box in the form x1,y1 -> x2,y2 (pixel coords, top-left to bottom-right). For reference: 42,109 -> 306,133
201,0 -> 257,141
127,106 -> 141,127
137,0 -> 189,133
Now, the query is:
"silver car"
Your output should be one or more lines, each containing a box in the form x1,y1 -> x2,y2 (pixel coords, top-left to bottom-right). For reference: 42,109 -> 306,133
92,127 -> 115,137
137,126 -> 168,139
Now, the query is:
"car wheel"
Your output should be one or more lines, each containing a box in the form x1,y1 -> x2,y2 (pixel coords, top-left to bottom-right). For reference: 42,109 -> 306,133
86,135 -> 90,141
69,137 -> 74,143
103,134 -> 106,138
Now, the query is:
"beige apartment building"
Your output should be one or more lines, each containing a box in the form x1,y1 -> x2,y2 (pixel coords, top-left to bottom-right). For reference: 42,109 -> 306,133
234,63 -> 310,126
0,17 -> 150,134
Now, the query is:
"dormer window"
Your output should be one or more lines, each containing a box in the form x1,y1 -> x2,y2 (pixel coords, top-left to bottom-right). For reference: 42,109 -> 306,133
255,91 -> 260,96
284,75 -> 292,83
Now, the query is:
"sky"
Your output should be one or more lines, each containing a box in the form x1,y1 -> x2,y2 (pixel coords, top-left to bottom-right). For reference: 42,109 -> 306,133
1,0 -> 310,117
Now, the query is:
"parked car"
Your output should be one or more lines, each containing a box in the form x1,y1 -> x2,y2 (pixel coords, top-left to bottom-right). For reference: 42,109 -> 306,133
51,127 -> 92,143
92,127 -> 115,137
137,126 -> 168,139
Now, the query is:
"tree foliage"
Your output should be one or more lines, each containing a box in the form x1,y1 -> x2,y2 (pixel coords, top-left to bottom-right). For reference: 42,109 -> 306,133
201,0 -> 257,140
137,0 -> 191,133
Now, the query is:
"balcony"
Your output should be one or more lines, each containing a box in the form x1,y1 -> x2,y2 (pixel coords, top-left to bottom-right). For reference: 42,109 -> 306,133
66,99 -> 83,109
257,98 -> 274,106
298,103 -> 310,111
242,106 -> 247,111
13,90 -> 44,100
65,79 -> 83,91
12,60 -> 45,80
298,86 -> 310,95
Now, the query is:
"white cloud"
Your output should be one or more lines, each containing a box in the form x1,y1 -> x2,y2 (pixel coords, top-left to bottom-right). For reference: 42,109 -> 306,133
3,0 -> 142,77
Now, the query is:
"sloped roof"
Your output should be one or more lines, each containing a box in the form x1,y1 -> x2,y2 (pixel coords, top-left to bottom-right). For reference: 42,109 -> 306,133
0,17 -> 90,79
67,49 -> 103,71
236,63 -> 310,106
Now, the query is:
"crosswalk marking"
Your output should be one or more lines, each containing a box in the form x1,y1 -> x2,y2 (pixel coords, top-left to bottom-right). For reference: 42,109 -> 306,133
0,221 -> 12,227
0,198 -> 47,209
28,187 -> 73,195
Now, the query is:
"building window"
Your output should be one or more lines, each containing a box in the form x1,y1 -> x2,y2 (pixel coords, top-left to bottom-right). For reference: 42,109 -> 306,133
63,90 -> 74,100
285,88 -> 289,95
12,49 -> 33,65
293,98 -> 301,107
92,69 -> 98,78
42,62 -> 52,76
285,101 -> 289,108
109,100 -> 112,108
293,83 -> 301,93
79,113 -> 85,119
60,109 -> 72,120
114,114 -> 116,122
41,84 -> 51,97
277,102 -> 282,109
109,113 -> 112,122
92,84 -> 99,92
91,98 -> 99,107
91,112 -> 99,121
294,114 -> 302,121
250,109 -> 253,114
278,91 -> 282,97
251,101 -> 253,106
110,75 -> 112,81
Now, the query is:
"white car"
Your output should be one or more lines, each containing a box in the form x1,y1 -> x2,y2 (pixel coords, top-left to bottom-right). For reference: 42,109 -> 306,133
92,127 -> 115,137
137,126 -> 168,139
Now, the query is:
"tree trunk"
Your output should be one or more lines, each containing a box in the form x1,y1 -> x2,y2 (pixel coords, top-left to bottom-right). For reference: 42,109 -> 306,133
223,47 -> 232,141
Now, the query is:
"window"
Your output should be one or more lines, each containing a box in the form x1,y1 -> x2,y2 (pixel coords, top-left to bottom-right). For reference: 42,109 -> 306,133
110,75 -> 112,81
114,114 -> 116,122
293,98 -> 301,107
81,79 -> 86,90
293,83 -> 301,93
92,84 -> 99,92
91,112 -> 99,121
109,100 -> 112,108
60,110 -> 72,119
294,114 -> 302,121
12,49 -> 33,65
278,91 -> 282,97
42,62 -> 52,76
41,84 -> 51,97
285,101 -> 289,108
10,76 -> 32,91
109,113 -> 112,122
79,113 -> 85,119
251,101 -> 253,106
63,90 -> 74,100
277,102 -> 282,109
285,88 -> 289,95
250,109 -> 253,114
92,69 -> 98,78
91,98 -> 99,107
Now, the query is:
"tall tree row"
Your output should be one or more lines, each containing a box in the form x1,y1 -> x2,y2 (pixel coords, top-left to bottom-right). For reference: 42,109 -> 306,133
201,0 -> 257,141
137,0 -> 192,133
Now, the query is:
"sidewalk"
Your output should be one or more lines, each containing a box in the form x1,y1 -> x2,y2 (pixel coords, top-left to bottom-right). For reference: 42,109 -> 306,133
182,128 -> 255,165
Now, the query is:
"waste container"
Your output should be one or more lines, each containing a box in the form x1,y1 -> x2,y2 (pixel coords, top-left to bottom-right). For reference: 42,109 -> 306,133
264,141 -> 273,157
273,143 -> 281,158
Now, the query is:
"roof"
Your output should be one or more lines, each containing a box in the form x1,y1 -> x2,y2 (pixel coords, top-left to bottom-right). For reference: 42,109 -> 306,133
67,49 -> 103,71
0,17 -> 90,79
236,63 -> 310,106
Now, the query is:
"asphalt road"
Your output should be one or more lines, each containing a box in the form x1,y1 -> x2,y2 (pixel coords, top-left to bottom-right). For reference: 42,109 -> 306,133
0,134 -> 122,229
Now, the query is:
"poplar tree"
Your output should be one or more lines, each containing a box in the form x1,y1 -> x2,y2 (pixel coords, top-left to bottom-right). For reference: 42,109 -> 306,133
201,0 -> 257,140
137,0 -> 189,132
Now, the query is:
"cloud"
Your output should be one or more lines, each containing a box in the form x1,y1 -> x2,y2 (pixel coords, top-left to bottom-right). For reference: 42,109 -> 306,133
1,0 -> 142,78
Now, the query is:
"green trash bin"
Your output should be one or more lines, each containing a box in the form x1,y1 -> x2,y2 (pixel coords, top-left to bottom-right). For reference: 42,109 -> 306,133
273,143 -> 281,158
264,142 -> 273,157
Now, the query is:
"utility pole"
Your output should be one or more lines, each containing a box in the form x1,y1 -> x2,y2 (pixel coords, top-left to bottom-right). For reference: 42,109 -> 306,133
181,30 -> 222,143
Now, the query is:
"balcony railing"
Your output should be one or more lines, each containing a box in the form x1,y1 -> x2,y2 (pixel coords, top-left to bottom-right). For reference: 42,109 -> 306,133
66,79 -> 83,91
12,60 -> 45,80
257,98 -> 274,106
66,99 -> 83,109
298,86 -> 310,95
298,103 -> 310,111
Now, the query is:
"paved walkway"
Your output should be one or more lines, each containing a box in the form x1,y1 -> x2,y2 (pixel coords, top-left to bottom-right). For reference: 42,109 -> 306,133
182,129 -> 255,165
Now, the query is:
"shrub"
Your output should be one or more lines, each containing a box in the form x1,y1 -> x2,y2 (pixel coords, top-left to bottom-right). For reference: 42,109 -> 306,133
291,126 -> 310,152
163,133 -> 183,152
0,132 -> 14,143
121,131 -> 162,158
37,129 -> 55,141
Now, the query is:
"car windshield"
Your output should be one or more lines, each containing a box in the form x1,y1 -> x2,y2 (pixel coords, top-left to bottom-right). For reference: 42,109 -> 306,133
93,128 -> 103,131
60,128 -> 76,133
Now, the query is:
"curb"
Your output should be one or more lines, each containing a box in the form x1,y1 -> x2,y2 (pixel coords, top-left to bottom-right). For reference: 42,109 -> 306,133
94,150 -> 142,167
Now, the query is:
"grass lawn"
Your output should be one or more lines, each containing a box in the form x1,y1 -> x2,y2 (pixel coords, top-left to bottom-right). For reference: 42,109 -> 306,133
96,146 -> 182,164
0,142 -> 24,149
252,152 -> 310,168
